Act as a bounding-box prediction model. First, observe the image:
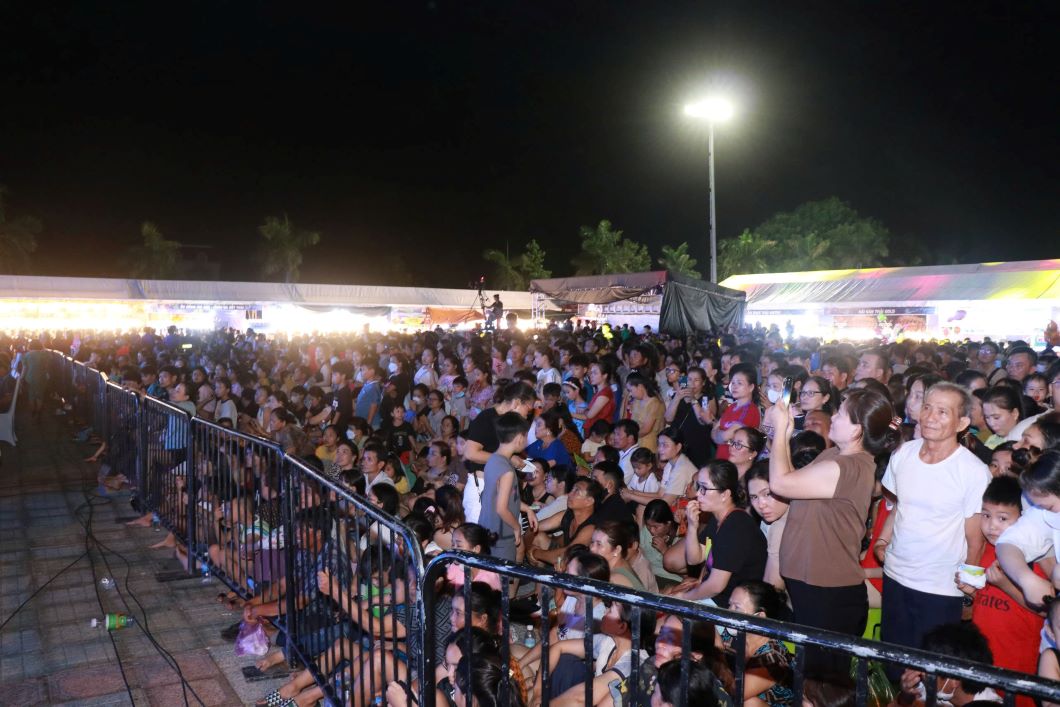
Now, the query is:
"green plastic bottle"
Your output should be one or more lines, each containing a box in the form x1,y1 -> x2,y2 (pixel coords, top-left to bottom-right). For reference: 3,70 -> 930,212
90,613 -> 135,630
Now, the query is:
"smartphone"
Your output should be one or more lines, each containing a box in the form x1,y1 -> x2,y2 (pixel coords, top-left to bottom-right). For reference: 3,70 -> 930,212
780,376 -> 794,406
679,375 -> 688,388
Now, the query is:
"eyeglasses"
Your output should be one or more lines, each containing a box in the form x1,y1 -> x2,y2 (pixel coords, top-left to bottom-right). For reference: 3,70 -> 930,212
799,390 -> 821,398
696,483 -> 720,494
727,440 -> 750,451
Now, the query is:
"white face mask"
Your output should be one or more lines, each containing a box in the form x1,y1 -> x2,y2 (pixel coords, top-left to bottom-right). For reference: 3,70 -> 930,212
388,361 -> 399,374
767,389 -> 783,404
917,678 -> 956,705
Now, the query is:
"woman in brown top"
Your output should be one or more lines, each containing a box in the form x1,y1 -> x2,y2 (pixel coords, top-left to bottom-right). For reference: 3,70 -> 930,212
768,388 -> 899,674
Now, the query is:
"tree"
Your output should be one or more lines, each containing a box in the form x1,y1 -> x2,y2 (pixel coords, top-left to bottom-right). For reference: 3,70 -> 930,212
717,229 -> 777,280
717,197 -> 892,279
258,214 -> 321,283
483,239 -> 553,290
126,221 -> 182,279
571,220 -> 650,275
0,185 -> 41,274
657,242 -> 701,279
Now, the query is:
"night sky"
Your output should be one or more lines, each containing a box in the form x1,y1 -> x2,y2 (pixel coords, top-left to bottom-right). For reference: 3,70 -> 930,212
1,2 -> 1056,287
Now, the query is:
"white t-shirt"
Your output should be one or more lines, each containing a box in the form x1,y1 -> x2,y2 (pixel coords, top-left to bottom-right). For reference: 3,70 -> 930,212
628,471 -> 660,495
997,503 -> 1060,564
881,439 -> 991,596
536,367 -> 561,394
660,454 -> 698,498
462,470 -> 484,524
618,445 -> 640,484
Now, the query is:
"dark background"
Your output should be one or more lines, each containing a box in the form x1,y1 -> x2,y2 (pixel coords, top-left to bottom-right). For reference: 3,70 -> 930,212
1,1 -> 1056,286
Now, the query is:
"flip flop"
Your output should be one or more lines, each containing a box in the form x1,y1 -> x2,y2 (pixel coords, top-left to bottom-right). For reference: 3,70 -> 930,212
254,689 -> 297,707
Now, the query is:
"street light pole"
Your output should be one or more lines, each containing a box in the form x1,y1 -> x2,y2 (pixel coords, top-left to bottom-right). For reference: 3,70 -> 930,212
708,120 -> 718,284
683,96 -> 733,284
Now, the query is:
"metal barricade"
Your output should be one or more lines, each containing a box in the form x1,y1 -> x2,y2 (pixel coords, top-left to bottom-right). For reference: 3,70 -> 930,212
102,380 -> 140,486
188,417 -> 286,602
423,552 -> 1060,707
140,396 -> 193,537
278,457 -> 426,706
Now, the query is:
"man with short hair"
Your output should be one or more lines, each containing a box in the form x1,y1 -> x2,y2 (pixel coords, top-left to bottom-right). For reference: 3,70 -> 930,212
821,356 -> 853,393
361,442 -> 394,490
880,382 -> 990,658
1004,345 -> 1038,382
462,381 -> 537,474
591,461 -> 635,524
855,349 -> 890,384
612,419 -> 641,484
528,478 -> 603,566
354,364 -> 383,429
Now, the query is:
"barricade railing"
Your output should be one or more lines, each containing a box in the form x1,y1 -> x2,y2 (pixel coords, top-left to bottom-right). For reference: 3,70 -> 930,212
423,551 -> 1060,707
103,380 -> 141,486
187,417 -> 286,602
277,457 -> 426,705
140,396 -> 192,538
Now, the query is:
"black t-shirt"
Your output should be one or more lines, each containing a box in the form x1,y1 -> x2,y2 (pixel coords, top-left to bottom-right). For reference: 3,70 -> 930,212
560,509 -> 599,547
696,509 -> 767,606
464,407 -> 500,473
672,398 -> 715,468
332,384 -> 354,430
383,422 -> 415,456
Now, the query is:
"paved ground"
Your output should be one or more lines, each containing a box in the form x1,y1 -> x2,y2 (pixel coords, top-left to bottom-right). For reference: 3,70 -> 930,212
0,411 -> 289,706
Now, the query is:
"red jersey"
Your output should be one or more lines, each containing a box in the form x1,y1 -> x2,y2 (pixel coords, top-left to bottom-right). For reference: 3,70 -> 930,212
972,544 -> 1045,681
714,402 -> 761,461
860,499 -> 891,593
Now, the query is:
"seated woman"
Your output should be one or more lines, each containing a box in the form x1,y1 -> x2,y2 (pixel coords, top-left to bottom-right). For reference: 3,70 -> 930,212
724,581 -> 795,706
526,409 -> 573,469
639,500 -> 684,590
518,547 -> 611,691
653,659 -> 733,707
744,462 -> 791,591
589,520 -> 644,590
539,600 -> 655,706
407,626 -> 501,707
672,461 -> 767,608
431,485 -> 466,551
454,654 -> 527,707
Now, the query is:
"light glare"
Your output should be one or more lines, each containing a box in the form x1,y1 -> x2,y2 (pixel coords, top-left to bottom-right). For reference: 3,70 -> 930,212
684,97 -> 734,122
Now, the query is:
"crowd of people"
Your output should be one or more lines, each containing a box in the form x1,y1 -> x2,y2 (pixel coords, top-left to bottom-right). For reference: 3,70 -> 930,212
4,321 -> 1060,707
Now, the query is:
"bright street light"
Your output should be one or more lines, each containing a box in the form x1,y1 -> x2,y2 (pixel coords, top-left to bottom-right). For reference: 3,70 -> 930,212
684,96 -> 734,283
683,97 -> 734,122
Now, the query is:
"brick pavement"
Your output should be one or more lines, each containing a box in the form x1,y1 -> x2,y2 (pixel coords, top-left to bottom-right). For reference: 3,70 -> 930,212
0,413 -> 288,706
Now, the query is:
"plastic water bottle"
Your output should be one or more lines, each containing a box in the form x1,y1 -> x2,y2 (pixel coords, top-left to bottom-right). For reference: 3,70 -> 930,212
151,513 -> 161,532
99,577 -> 115,589
91,614 -> 136,630
524,625 -> 536,649
201,562 -> 211,583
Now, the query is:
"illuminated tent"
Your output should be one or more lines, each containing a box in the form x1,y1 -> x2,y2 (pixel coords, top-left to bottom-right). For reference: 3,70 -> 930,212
529,271 -> 746,335
0,275 -> 542,333
720,260 -> 1060,342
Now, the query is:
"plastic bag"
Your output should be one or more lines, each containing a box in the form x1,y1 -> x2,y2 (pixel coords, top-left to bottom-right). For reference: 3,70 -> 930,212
234,619 -> 270,656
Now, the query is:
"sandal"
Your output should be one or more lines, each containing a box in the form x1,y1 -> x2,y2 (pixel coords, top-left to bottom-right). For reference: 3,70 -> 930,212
254,690 -> 296,707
